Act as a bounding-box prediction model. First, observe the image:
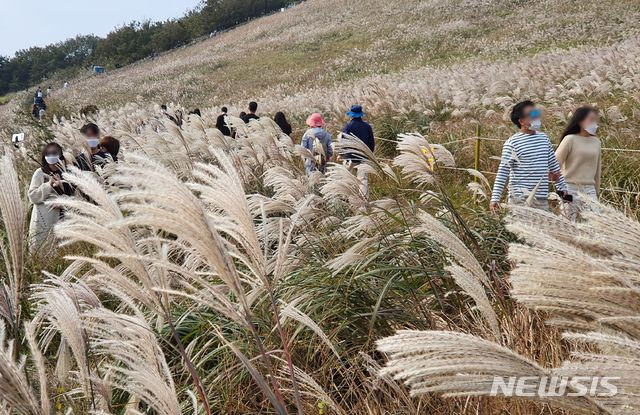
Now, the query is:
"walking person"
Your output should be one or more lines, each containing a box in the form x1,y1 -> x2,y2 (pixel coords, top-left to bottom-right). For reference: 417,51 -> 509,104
274,112 -> 292,135
555,106 -> 602,218
28,142 -> 74,251
34,95 -> 47,120
341,105 -> 375,159
341,105 -> 375,195
216,107 -> 231,136
490,100 -> 568,212
301,113 -> 333,174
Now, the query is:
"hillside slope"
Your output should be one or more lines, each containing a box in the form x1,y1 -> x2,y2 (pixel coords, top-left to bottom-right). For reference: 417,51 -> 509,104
1,2 -> 640,414
45,0 -> 640,116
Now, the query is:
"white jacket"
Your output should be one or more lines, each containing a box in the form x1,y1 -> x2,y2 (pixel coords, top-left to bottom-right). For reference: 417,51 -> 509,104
28,168 -> 61,250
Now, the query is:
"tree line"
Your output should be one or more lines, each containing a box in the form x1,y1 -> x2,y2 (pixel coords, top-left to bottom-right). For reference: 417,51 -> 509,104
0,0 -> 293,96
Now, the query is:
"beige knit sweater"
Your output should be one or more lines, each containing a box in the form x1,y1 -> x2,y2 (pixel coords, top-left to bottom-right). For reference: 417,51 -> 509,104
555,134 -> 601,190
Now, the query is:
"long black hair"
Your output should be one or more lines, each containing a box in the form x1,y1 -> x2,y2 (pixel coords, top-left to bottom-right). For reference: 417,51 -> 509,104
560,106 -> 598,142
41,142 -> 73,196
273,111 -> 292,135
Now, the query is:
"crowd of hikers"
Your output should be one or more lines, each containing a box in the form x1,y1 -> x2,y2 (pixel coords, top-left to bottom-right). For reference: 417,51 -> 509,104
30,84 -> 69,121
26,98 -> 602,252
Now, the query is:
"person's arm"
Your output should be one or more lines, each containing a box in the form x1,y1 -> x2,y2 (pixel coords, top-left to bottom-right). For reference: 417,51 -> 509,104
548,138 -> 567,191
554,135 -> 572,168
490,141 -> 513,208
551,136 -> 571,182
342,123 -> 351,136
301,133 -> 312,151
28,169 -> 53,205
595,151 -> 602,195
367,126 -> 375,152
325,132 -> 334,159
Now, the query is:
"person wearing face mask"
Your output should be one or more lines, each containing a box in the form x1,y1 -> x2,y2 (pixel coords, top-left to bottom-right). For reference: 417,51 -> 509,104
490,100 -> 568,212
555,106 -> 602,217
76,123 -> 113,171
28,142 -> 74,251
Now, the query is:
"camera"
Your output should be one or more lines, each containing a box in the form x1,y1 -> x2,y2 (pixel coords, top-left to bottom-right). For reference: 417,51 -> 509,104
557,190 -> 573,202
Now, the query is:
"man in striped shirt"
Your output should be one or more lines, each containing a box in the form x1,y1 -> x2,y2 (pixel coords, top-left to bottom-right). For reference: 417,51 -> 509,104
490,101 -> 568,212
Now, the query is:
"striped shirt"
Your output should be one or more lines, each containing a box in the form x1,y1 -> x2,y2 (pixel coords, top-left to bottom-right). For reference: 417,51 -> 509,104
491,131 -> 567,202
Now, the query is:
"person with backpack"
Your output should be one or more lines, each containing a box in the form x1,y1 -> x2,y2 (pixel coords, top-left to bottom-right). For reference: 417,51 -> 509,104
301,113 -> 333,174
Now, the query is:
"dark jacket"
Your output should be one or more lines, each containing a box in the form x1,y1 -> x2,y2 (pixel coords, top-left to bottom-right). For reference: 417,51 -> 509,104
35,96 -> 46,110
216,114 -> 231,136
342,118 -> 374,161
76,151 -> 113,171
242,113 -> 259,123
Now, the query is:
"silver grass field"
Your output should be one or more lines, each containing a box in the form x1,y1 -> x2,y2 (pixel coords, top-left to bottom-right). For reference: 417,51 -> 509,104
0,0 -> 640,414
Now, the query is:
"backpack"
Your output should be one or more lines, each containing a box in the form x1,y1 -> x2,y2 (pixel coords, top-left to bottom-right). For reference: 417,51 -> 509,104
310,132 -> 326,167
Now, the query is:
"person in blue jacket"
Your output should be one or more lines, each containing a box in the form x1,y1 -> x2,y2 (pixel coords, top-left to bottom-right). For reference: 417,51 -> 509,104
341,105 -> 374,162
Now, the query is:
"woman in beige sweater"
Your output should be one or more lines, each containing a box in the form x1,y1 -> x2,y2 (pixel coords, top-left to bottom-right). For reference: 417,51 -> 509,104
28,143 -> 74,251
556,106 -> 601,202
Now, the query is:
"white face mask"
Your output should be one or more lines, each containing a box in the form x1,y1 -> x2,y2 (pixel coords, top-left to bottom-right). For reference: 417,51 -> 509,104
45,155 -> 60,165
585,123 -> 598,135
530,119 -> 542,130
87,137 -> 100,148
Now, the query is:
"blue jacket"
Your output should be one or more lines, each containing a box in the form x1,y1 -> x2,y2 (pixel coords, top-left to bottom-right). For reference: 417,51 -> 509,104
302,127 -> 333,173
342,118 -> 374,161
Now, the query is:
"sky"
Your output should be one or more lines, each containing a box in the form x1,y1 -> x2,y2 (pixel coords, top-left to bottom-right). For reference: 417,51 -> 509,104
1,1 -> 202,57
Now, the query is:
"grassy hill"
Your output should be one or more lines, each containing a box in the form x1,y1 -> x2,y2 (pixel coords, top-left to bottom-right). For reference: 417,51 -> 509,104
40,0 -> 640,112
18,0 -> 635,214
1,2 -> 640,414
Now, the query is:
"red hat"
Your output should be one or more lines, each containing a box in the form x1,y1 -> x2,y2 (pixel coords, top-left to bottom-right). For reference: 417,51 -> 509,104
306,113 -> 325,128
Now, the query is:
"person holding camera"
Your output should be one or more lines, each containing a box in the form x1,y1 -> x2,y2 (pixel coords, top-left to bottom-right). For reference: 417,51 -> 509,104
28,142 -> 74,251
490,100 -> 569,212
